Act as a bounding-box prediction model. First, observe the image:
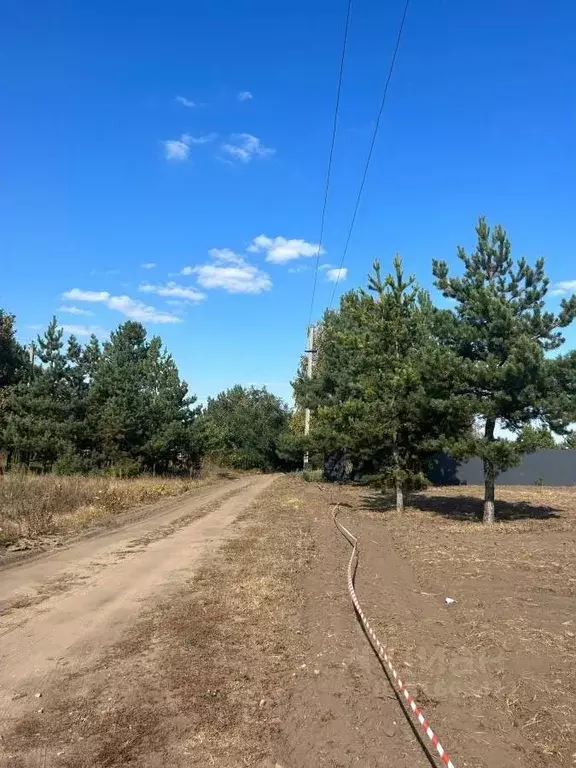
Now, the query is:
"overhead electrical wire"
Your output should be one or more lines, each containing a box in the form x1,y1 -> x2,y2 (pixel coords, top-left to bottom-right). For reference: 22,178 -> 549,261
307,0 -> 353,328
328,0 -> 411,310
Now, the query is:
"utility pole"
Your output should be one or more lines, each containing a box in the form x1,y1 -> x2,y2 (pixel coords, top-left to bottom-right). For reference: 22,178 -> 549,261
303,325 -> 316,469
28,343 -> 35,385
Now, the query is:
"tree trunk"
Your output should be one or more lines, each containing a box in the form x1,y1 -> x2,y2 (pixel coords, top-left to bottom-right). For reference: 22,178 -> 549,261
395,480 -> 405,513
483,417 -> 496,524
392,437 -> 404,513
483,457 -> 495,523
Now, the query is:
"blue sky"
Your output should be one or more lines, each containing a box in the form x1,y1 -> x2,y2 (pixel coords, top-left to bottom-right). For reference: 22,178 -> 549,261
2,0 -> 575,404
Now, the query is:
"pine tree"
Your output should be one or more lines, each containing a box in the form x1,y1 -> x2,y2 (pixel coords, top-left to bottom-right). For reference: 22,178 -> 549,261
0,310 -> 27,388
88,322 -> 153,473
36,317 -> 66,374
517,424 -> 556,451
1,313 -> 202,475
364,258 -> 472,510
2,318 -> 78,468
141,336 -> 202,473
433,217 -> 576,522
81,335 -> 102,381
0,311 -> 27,464
87,322 -> 201,474
295,259 -> 471,510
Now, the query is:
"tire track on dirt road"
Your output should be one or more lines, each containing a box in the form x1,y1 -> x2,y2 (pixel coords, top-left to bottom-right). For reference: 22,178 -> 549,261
0,474 -> 275,734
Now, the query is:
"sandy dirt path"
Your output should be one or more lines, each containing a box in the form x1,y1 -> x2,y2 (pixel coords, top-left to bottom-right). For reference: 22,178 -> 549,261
0,474 -> 275,730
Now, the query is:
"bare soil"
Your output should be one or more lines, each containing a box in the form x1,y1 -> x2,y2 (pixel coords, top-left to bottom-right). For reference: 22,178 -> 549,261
1,478 -> 574,768
0,475 -> 274,757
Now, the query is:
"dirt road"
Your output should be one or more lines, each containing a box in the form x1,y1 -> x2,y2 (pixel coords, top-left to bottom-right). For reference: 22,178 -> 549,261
0,474 -> 274,737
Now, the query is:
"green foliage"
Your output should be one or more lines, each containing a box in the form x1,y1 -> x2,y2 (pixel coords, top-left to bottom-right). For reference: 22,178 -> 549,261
199,385 -> 291,470
293,218 -> 576,521
0,311 -> 295,477
301,468 -> 323,483
0,315 -> 202,475
433,217 -> 576,520
87,322 -> 202,473
2,318 -> 81,469
295,257 -> 471,509
0,310 -> 27,388
517,424 -> 556,452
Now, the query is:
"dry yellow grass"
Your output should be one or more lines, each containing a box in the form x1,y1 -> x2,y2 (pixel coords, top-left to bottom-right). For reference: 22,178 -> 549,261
0,472 -> 223,544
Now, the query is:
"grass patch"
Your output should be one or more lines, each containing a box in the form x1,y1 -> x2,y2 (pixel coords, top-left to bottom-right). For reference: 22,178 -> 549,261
0,471 -> 226,544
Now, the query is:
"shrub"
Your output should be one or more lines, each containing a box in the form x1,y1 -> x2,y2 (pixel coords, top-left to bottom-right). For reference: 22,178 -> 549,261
302,469 -> 323,483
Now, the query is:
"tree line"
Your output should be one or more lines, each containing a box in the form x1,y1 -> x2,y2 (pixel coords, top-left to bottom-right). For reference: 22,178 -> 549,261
294,218 -> 576,523
0,316 -> 295,475
3,218 -> 575,523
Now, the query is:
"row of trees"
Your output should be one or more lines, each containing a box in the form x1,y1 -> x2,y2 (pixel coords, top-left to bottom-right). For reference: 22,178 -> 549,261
0,315 -> 293,475
294,218 -> 576,523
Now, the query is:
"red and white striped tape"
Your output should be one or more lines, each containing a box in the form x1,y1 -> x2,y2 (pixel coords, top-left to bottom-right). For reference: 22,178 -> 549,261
333,505 -> 456,768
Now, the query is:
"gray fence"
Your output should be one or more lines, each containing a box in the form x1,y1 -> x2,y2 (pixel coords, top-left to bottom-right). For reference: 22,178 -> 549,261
427,450 -> 576,487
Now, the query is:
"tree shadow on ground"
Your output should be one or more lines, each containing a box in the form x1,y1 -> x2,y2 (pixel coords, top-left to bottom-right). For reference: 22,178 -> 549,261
361,492 -> 562,522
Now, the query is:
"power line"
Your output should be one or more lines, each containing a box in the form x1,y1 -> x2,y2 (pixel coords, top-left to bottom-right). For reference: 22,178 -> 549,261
328,0 -> 411,310
307,0 -> 353,327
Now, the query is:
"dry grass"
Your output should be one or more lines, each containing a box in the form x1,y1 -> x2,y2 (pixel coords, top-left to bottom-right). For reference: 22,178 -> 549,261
0,471 -> 223,545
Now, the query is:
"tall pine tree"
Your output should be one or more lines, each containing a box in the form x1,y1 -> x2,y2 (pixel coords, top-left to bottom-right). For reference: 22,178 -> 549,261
1,314 -> 202,474
295,259 -> 471,510
433,217 -> 576,522
0,310 -> 27,388
2,318 -> 79,468
88,322 -> 201,474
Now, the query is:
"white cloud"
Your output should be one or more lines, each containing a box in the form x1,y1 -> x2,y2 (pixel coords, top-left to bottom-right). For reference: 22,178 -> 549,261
325,267 -> 348,283
141,262 -> 156,270
58,305 -> 94,316
237,91 -> 253,101
221,133 -> 275,163
62,289 -> 181,324
162,132 -> 217,161
175,95 -> 196,108
189,249 -> 271,294
248,234 -> 323,264
194,265 -> 271,294
63,289 -> 110,303
163,136 -> 191,161
179,251 -> 243,275
107,296 -> 182,323
185,133 -> 217,145
207,247 -> 245,265
139,281 -> 206,303
550,280 -> 576,296
61,324 -> 107,338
